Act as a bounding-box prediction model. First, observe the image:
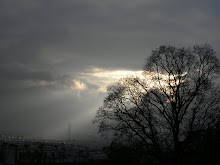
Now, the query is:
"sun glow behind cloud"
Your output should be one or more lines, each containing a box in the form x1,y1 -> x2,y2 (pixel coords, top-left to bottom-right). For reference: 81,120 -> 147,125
77,67 -> 144,93
86,68 -> 144,79
71,80 -> 87,91
26,67 -> 184,95
72,67 -> 184,93
72,67 -> 188,95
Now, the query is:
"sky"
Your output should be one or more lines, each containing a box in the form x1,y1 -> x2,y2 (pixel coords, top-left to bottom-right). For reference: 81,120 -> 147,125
0,0 -> 219,140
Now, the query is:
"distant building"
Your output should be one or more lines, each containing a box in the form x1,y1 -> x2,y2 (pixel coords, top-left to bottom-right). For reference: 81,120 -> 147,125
67,122 -> 72,141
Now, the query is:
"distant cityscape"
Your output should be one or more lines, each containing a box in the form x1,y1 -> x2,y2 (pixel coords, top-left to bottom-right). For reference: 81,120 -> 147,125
0,124 -> 108,165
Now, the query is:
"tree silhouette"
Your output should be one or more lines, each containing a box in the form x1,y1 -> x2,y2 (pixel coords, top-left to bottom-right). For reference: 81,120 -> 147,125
94,44 -> 220,164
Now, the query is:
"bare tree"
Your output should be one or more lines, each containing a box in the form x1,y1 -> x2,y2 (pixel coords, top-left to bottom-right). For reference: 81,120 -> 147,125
94,44 -> 220,164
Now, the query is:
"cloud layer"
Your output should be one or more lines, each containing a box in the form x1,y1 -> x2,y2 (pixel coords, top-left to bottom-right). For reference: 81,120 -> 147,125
0,0 -> 219,139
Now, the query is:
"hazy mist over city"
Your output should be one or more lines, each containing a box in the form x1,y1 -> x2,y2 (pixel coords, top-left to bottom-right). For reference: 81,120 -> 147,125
0,0 -> 219,141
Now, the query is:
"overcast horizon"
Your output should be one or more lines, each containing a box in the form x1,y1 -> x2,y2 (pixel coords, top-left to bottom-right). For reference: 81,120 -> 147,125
0,0 -> 219,140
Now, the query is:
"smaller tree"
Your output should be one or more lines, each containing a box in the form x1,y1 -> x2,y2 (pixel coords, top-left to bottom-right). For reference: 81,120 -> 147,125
94,44 -> 220,164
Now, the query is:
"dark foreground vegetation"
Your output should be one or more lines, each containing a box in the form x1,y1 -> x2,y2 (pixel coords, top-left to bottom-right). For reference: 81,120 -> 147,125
103,123 -> 220,165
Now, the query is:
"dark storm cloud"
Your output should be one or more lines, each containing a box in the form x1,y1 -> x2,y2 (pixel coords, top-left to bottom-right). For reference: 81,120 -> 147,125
0,0 -> 219,138
0,63 -> 52,81
1,0 -> 219,69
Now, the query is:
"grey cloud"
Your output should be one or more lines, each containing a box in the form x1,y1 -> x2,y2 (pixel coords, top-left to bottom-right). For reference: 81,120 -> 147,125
0,62 -> 53,81
1,0 -> 219,69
